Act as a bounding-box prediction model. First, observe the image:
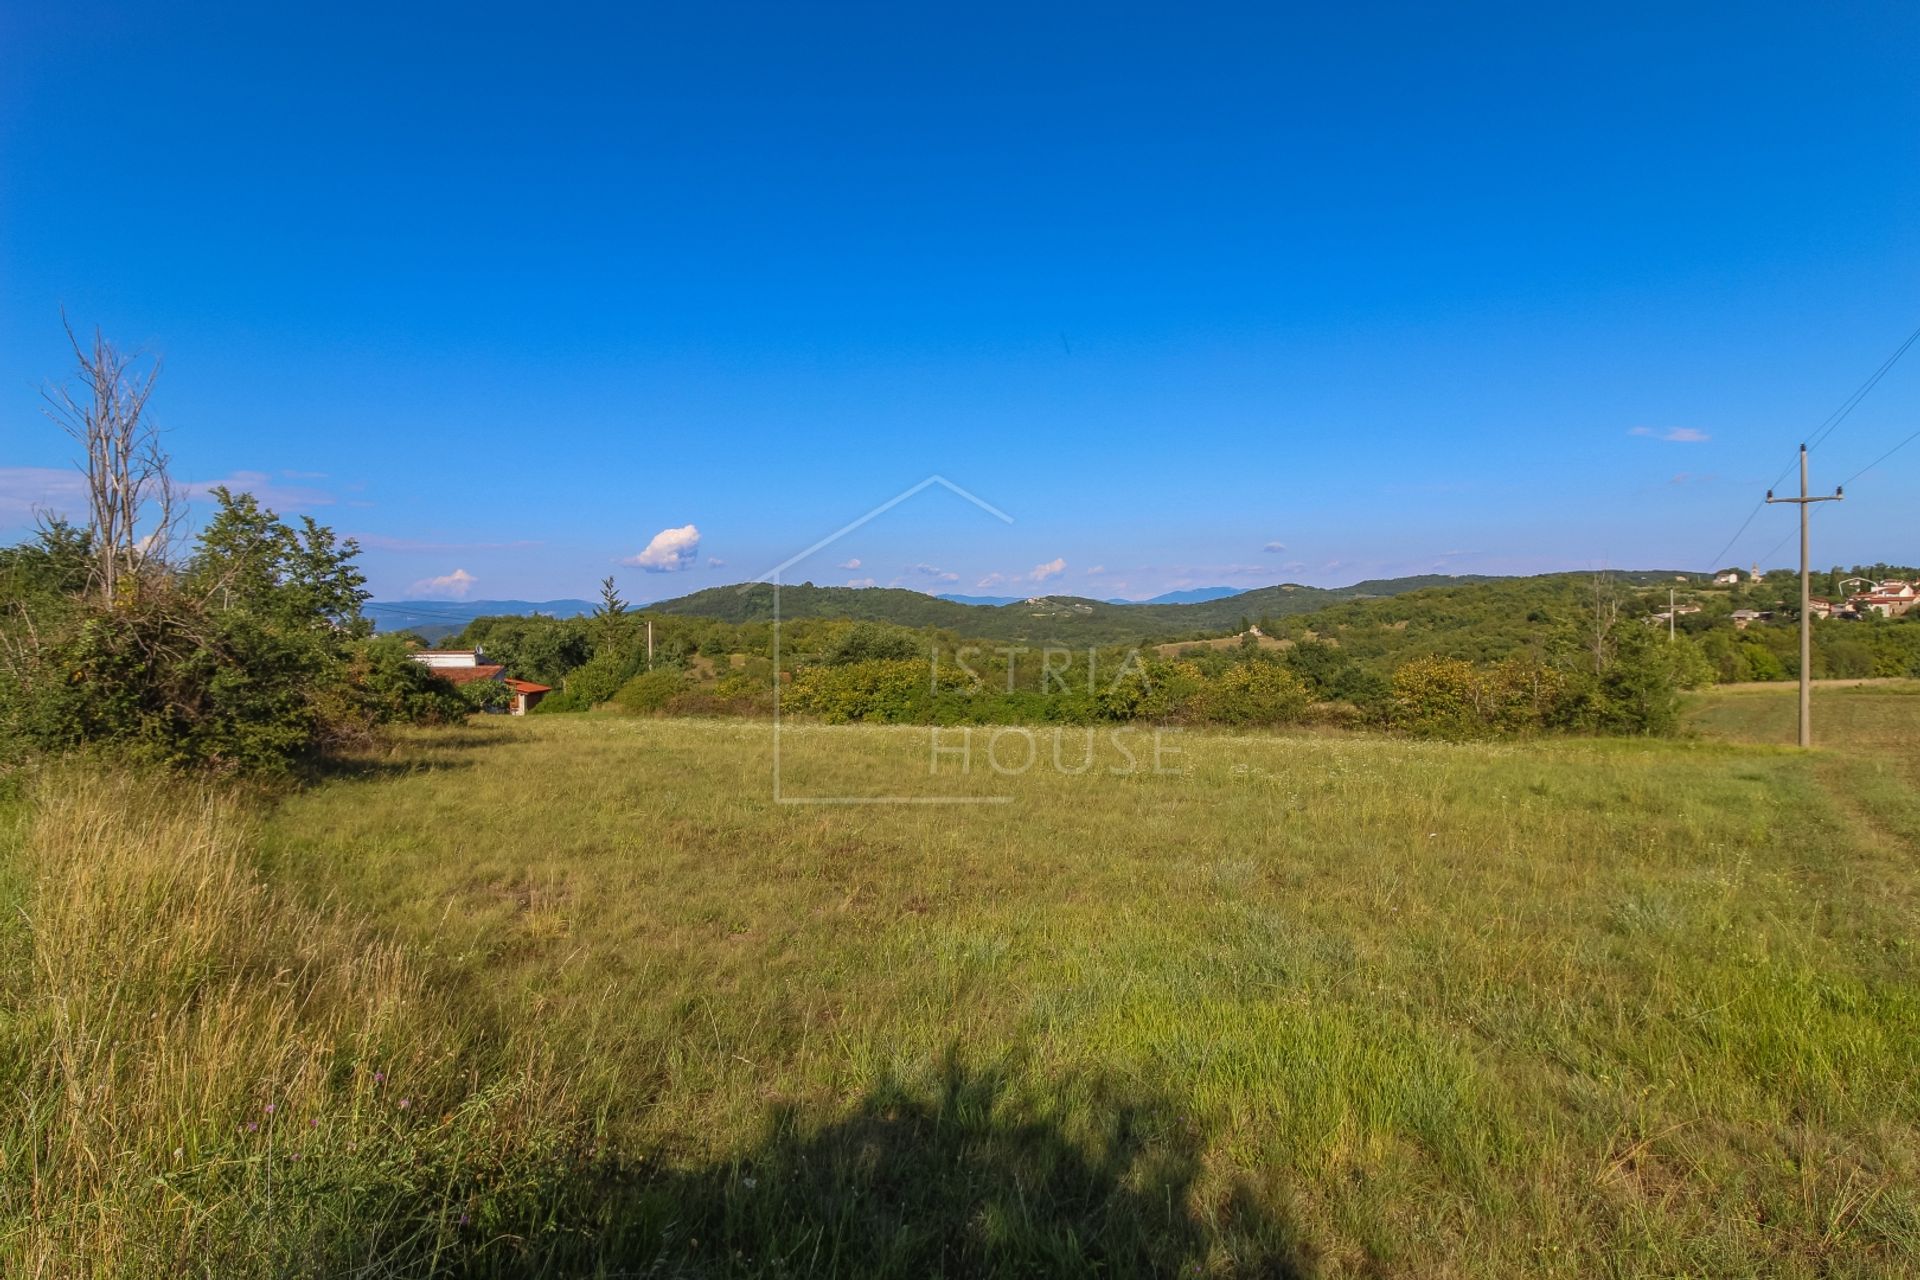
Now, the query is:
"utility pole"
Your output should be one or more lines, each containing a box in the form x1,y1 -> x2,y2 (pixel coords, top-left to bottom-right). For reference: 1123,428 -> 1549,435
646,618 -> 655,666
1766,444 -> 1843,747
1669,587 -> 1676,642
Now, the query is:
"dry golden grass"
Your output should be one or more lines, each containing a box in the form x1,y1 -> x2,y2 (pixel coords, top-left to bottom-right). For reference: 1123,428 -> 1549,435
0,772 -> 587,1278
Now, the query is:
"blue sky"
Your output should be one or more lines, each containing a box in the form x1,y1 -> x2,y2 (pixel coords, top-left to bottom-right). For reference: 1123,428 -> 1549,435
3,2 -> 1917,602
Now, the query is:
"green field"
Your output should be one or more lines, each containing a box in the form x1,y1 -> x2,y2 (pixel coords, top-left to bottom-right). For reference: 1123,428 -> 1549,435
6,686 -> 1919,1275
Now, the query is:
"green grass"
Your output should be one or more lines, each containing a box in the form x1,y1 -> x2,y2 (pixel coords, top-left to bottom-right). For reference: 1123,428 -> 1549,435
8,693 -> 1920,1275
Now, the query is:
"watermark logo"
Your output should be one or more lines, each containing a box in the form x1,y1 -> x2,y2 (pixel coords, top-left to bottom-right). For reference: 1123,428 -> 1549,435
752,477 -> 1180,804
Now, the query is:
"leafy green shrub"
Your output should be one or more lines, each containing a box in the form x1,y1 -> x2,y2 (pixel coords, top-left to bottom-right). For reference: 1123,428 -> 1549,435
612,668 -> 685,714
786,658 -> 929,722
825,621 -> 927,665
1189,662 -> 1311,726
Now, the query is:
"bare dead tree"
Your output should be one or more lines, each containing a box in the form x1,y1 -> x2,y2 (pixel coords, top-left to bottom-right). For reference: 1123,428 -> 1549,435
1587,571 -> 1620,674
41,319 -> 179,604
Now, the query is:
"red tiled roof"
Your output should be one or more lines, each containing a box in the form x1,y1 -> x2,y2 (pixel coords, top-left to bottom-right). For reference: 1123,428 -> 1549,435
504,678 -> 551,694
430,664 -> 504,685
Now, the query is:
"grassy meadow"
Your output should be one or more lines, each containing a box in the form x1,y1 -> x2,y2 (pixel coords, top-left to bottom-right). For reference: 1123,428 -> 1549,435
5,685 -> 1919,1275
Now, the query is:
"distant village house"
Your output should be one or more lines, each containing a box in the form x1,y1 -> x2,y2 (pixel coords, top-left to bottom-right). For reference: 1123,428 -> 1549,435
1841,579 -> 1917,619
408,648 -> 551,714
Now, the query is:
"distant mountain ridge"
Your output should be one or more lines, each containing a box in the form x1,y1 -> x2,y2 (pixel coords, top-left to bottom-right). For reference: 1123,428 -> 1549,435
1125,586 -> 1244,605
634,575 -> 1508,646
939,585 -> 1244,607
367,571 -> 1696,648
365,598 -> 595,642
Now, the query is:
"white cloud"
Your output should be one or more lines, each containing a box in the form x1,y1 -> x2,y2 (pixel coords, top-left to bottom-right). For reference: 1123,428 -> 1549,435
705,556 -> 726,568
623,524 -> 701,572
837,557 -> 862,570
0,466 -> 86,525
910,562 -> 960,582
1629,426 -> 1711,443
1030,557 -> 1067,583
975,572 -> 1007,589
845,576 -> 877,588
409,568 -> 477,599
1086,565 -> 1106,576
185,470 -> 336,509
1263,541 -> 1287,553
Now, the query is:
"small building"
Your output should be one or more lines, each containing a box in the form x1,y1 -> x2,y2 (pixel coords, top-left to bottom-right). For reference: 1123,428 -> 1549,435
425,661 -> 506,687
1730,609 -> 1768,630
1807,597 -> 1834,620
1852,594 -> 1916,619
412,648 -> 489,669
505,678 -> 551,715
1713,570 -> 1742,586
408,648 -> 551,713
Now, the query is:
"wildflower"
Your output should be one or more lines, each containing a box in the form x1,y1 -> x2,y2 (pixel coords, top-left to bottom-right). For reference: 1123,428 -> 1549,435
309,1118 -> 319,1128
399,1098 -> 411,1109
264,1103 -> 276,1115
459,1213 -> 470,1225
246,1122 -> 259,1132
290,1152 -> 302,1162
373,1071 -> 385,1084
172,1147 -> 183,1161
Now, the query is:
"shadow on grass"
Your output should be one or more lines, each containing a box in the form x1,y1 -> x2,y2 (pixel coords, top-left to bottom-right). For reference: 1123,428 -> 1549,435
484,1052 -> 1313,1278
293,725 -> 503,786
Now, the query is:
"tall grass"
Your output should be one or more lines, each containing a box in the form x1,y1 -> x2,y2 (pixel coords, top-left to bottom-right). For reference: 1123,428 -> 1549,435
0,772 -> 591,1277
251,707 -> 1920,1275
9,689 -> 1920,1274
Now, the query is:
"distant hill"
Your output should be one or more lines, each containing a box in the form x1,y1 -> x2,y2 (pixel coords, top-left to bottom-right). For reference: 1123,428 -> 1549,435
1231,570 -> 1710,672
937,593 -> 1025,606
365,598 -> 595,643
367,570 -> 1706,648
642,576 -> 1505,647
1125,586 -> 1244,605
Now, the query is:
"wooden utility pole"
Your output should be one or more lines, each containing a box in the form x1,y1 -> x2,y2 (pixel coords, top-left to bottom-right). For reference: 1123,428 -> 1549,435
1669,587 -> 1676,642
1765,445 -> 1843,747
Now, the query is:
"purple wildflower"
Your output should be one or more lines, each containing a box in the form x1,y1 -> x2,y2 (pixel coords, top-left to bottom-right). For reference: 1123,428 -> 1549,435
264,1103 -> 276,1115
398,1097 -> 411,1109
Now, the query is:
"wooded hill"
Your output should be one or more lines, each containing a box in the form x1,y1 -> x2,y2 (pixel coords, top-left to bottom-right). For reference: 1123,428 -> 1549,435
639,574 -> 1504,646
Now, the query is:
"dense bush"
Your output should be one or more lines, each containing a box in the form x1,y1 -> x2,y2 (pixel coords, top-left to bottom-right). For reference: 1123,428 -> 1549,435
1186,661 -> 1312,726
1,491 -> 464,773
612,667 -> 686,713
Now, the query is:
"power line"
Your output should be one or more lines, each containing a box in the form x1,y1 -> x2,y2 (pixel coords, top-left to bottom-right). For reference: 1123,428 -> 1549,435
1839,423 -> 1920,489
1702,319 -> 1920,567
1754,526 -> 1794,568
1705,493 -> 1777,572
1807,320 -> 1920,454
